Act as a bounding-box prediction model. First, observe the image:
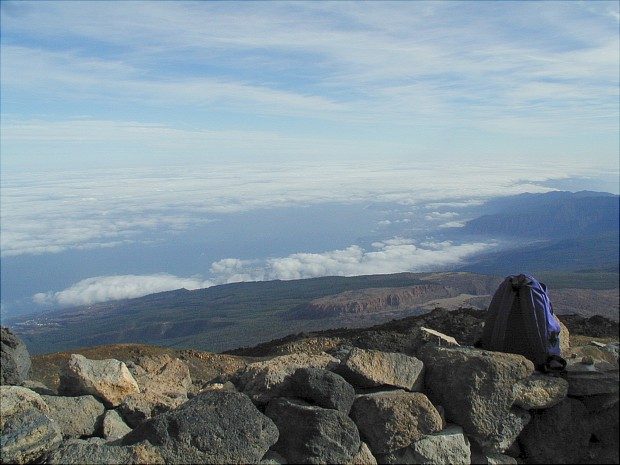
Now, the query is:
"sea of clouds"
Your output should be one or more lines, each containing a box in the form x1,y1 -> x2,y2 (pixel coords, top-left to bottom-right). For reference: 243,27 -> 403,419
1,160 -> 611,308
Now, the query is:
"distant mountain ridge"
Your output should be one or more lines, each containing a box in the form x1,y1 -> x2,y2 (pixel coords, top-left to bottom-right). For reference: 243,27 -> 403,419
458,191 -> 619,274
464,192 -> 619,238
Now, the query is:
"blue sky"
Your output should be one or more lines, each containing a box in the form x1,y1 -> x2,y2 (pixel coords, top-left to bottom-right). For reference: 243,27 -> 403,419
1,1 -> 619,171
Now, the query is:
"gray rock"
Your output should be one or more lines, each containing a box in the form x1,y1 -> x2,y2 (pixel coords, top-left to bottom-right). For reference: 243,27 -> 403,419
378,424 -> 470,464
122,391 -> 278,464
284,367 -> 355,413
410,425 -> 471,464
260,450 -> 288,464
350,390 -> 443,455
1,326 -> 31,386
42,394 -> 105,438
339,348 -> 424,391
59,354 -> 140,407
102,409 -> 132,440
471,451 -> 518,464
519,398 -> 590,464
418,345 -> 533,442
46,439 -> 164,464
0,385 -> 62,464
237,352 -> 339,404
588,401 -> 619,446
349,442 -> 377,465
119,355 -> 191,427
265,397 -> 361,464
580,392 -> 619,412
512,373 -> 568,410
474,408 -> 530,454
20,379 -> 55,395
565,369 -> 619,397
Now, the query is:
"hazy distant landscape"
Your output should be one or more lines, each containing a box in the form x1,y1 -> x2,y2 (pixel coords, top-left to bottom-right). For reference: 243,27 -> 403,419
1,2 -> 619,353
4,187 -> 619,354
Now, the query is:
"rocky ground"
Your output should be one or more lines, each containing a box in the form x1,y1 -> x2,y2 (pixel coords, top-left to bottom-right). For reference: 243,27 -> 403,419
1,308 -> 618,464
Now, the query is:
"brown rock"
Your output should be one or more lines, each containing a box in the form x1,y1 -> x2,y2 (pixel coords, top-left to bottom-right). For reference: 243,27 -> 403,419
512,373 -> 568,410
418,345 -> 533,442
59,354 -> 139,407
119,354 -> 191,426
349,442 -> 377,465
0,386 -> 62,464
237,352 -> 339,403
350,390 -> 443,454
339,347 -> 424,391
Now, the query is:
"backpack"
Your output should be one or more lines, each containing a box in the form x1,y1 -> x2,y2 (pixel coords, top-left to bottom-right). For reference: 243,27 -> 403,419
478,274 -> 566,372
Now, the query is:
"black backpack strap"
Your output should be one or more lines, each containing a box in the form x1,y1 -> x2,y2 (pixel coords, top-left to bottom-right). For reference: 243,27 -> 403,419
542,354 -> 567,373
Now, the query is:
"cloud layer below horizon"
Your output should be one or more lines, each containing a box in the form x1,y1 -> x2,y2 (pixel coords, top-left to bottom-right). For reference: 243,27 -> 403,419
1,160 -> 607,258
32,237 -> 495,307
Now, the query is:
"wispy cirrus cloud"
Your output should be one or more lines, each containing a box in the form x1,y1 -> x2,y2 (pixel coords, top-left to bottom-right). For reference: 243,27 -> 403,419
1,2 -> 618,171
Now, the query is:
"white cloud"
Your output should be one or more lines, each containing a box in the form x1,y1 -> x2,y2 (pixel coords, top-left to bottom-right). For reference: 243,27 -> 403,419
31,237 -> 496,307
210,239 -> 495,283
425,211 -> 459,220
33,273 -> 214,307
439,221 -> 467,229
1,160 -> 611,257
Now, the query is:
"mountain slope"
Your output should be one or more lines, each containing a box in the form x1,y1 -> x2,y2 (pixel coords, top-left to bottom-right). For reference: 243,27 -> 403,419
463,194 -> 618,239
9,271 -> 619,355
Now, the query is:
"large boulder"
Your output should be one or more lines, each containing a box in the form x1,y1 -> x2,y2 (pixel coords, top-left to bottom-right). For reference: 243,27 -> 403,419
418,345 -> 533,442
518,398 -> 590,464
41,394 -> 105,438
59,354 -> 139,407
265,397 -> 361,464
475,408 -> 530,453
350,390 -> 443,455
0,385 -> 62,464
512,373 -> 568,410
283,367 -> 355,413
1,326 -> 31,385
338,348 -> 424,391
46,439 -> 163,464
565,365 -> 619,397
122,391 -> 278,464
377,424 -> 471,465
236,352 -> 339,403
102,409 -> 132,441
588,401 -> 619,446
119,355 -> 191,427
